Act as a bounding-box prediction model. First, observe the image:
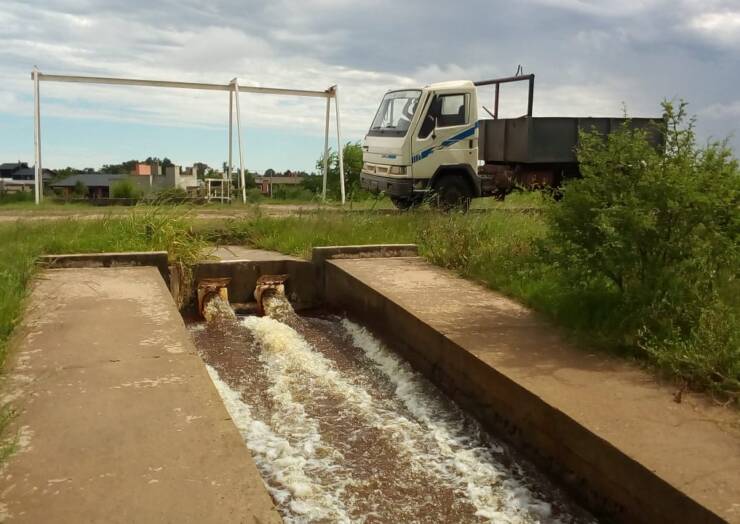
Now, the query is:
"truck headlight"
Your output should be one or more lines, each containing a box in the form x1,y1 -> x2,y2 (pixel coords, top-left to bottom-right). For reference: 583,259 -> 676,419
388,166 -> 407,175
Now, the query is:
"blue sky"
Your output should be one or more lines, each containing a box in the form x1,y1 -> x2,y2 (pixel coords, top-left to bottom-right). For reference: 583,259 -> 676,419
0,0 -> 738,173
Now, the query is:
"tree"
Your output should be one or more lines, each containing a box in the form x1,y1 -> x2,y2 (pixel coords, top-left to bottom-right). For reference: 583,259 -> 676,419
313,142 -> 365,200
264,168 -> 276,177
73,179 -> 87,197
111,179 -> 143,199
55,167 -> 79,179
193,162 -> 209,179
101,159 -> 138,174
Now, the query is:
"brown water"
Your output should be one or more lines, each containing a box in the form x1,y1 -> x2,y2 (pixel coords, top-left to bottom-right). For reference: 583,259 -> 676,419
190,296 -> 593,524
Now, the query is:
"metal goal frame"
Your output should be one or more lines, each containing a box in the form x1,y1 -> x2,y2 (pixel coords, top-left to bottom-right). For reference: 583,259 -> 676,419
31,67 -> 346,204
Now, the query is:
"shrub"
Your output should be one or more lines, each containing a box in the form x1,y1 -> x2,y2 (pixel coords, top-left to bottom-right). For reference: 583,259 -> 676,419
73,180 -> 87,196
544,101 -> 740,396
111,179 -> 143,199
150,187 -> 187,204
0,191 -> 34,204
245,188 -> 264,203
270,185 -> 316,201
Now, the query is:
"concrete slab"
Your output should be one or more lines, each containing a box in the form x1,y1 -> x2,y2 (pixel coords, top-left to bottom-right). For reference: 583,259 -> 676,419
212,246 -> 302,262
326,256 -> 740,524
0,267 -> 281,523
311,244 -> 418,265
39,251 -> 170,287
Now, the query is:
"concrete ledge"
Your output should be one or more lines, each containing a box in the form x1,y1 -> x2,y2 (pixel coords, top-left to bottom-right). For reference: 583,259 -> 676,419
39,251 -> 170,287
311,244 -> 418,266
0,267 -> 281,523
324,258 -> 735,524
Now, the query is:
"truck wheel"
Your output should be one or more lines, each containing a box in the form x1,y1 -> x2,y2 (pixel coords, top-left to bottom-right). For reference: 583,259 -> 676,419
390,196 -> 416,211
433,175 -> 472,212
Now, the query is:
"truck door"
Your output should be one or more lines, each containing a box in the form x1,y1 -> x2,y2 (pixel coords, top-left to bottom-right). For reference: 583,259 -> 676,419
411,91 -> 476,184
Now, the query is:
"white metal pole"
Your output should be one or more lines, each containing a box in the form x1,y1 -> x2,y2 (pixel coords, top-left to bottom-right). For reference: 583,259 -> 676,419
322,96 -> 331,201
232,79 -> 247,204
228,88 -> 233,192
33,67 -> 42,204
334,86 -> 346,205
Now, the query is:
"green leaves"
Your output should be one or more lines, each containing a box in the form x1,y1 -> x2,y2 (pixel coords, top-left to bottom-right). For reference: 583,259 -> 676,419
545,100 -> 740,398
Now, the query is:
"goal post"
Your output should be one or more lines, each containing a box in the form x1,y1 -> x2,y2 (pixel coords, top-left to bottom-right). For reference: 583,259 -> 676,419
31,68 -> 346,205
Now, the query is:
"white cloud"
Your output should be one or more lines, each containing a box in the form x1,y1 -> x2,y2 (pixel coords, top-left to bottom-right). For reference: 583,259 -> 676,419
700,100 -> 740,119
687,10 -> 740,48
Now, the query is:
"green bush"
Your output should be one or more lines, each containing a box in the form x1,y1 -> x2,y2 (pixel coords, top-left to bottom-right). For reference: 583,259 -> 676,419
150,187 -> 187,204
544,101 -> 740,396
111,179 -> 143,199
0,191 -> 34,204
270,185 -> 317,201
245,188 -> 264,203
73,180 -> 87,196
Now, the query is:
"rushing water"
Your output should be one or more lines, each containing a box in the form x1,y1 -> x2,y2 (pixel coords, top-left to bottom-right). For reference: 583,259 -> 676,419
190,296 -> 593,524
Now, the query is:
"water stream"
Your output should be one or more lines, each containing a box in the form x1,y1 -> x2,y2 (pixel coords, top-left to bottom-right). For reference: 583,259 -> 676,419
190,295 -> 593,523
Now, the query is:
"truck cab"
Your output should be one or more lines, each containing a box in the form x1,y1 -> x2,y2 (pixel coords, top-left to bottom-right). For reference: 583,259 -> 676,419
361,80 -> 481,210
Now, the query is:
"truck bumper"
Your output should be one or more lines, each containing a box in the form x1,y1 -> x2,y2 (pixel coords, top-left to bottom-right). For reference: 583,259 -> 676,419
361,173 -> 414,198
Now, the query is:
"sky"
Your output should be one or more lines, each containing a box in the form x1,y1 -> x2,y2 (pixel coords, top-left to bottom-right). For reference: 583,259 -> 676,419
0,0 -> 739,173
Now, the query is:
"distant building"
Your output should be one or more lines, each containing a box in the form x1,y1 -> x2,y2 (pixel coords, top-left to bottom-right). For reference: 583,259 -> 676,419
0,162 -> 28,178
0,162 -> 55,193
162,165 -> 199,194
254,172 -> 304,196
131,163 -> 152,176
49,173 -> 125,198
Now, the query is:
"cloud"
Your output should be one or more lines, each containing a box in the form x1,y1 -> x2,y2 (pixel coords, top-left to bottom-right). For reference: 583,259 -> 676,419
687,10 -> 740,49
0,0 -> 737,170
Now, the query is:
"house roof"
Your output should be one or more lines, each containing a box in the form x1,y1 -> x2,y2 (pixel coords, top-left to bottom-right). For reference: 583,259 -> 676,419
50,173 -> 124,188
12,167 -> 54,180
0,162 -> 27,171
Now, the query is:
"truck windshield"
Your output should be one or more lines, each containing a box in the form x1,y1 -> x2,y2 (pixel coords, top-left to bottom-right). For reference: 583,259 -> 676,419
368,90 -> 421,137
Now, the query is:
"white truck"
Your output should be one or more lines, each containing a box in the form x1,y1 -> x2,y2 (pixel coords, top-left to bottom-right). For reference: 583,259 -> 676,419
360,74 -> 661,210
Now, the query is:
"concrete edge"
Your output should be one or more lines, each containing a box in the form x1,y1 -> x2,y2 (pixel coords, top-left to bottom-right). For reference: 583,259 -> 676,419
311,244 -> 418,266
323,260 -> 724,524
39,251 -> 170,288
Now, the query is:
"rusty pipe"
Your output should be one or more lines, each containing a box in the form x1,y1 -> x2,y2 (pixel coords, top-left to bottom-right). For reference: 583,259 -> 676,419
196,277 -> 231,318
254,274 -> 288,315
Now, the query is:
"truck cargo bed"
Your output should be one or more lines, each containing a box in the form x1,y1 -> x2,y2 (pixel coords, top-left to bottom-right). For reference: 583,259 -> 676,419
478,117 -> 662,164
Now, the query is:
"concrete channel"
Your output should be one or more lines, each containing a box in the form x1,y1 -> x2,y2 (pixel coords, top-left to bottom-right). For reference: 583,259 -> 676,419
1,245 -> 737,523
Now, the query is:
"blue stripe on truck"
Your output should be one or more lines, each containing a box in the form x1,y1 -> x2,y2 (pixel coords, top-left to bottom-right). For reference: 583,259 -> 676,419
411,122 -> 478,164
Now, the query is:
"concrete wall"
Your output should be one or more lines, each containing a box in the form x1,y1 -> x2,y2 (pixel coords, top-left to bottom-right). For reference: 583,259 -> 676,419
322,260 -> 723,524
193,259 -> 321,311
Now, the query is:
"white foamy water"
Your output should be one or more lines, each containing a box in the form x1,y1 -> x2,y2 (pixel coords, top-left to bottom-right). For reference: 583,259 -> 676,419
341,319 -> 568,523
205,364 -> 352,522
235,314 -> 579,523
195,293 -> 589,523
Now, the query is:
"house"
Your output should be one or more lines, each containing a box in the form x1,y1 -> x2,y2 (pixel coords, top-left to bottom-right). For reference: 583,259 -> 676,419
0,162 -> 27,178
254,171 -> 304,196
161,165 -> 200,194
49,173 -> 125,198
0,162 -> 55,193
